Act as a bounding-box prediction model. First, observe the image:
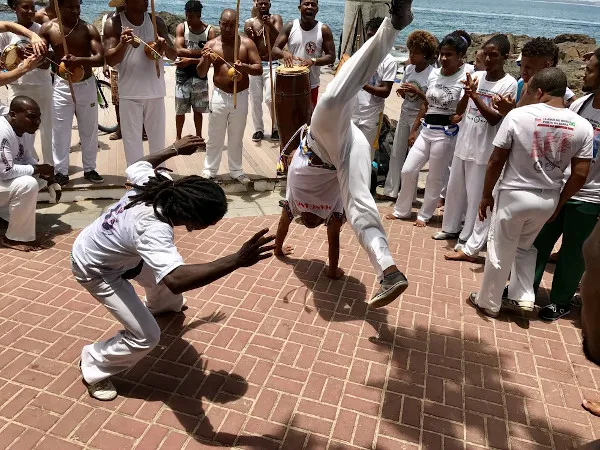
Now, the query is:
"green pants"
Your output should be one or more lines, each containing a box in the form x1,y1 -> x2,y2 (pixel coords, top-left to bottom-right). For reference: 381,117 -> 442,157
533,200 -> 600,305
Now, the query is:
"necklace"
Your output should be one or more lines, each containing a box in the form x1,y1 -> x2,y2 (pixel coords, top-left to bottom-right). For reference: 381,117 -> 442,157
61,18 -> 79,39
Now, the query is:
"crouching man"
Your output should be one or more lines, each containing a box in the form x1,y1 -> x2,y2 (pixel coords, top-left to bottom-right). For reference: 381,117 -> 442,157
0,96 -> 59,251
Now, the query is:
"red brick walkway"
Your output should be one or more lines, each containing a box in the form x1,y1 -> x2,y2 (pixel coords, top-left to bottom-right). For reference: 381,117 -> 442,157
0,208 -> 599,449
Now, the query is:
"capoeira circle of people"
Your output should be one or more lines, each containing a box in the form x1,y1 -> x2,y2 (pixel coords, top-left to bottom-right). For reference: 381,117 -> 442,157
2,0 -> 600,414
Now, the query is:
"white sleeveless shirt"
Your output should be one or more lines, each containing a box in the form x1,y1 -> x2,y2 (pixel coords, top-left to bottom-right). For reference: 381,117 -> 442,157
287,19 -> 323,89
118,12 -> 165,100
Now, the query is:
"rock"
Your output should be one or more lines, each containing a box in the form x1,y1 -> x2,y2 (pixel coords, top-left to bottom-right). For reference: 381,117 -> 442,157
155,11 -> 184,36
555,34 -> 596,45
0,4 -> 13,13
557,42 -> 597,63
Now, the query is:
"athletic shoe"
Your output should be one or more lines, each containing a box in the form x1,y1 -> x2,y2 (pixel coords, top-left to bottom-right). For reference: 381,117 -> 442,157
79,360 -> 117,401
389,0 -> 414,30
84,170 -> 104,184
467,292 -> 499,318
235,174 -> 251,185
500,285 -> 534,311
538,303 -> 570,321
368,270 -> 409,309
432,231 -> 460,240
54,173 -> 70,186
571,294 -> 582,308
271,130 -> 279,142
201,173 -> 216,180
252,131 -> 264,142
454,239 -> 467,252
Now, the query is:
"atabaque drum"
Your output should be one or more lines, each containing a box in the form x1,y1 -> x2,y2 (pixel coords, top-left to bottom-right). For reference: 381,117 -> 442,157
275,65 -> 311,174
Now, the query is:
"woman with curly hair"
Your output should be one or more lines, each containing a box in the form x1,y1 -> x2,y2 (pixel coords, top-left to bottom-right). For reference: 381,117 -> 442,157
387,30 -> 472,227
381,29 -> 437,200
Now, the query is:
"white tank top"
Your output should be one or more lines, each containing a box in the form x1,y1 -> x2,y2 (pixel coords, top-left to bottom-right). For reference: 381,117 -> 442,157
288,19 -> 323,89
176,22 -> 211,80
118,12 -> 165,100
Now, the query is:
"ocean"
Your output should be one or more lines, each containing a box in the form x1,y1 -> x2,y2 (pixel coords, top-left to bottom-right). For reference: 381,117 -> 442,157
1,0 -> 600,47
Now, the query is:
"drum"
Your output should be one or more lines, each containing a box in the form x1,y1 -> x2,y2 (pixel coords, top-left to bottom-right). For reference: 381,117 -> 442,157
0,43 -> 26,71
274,65 -> 311,174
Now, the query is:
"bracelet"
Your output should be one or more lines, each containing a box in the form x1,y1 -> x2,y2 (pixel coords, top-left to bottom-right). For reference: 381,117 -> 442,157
172,145 -> 179,156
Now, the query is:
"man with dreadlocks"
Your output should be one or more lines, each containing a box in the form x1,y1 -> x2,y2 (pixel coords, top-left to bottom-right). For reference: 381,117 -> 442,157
71,135 -> 276,401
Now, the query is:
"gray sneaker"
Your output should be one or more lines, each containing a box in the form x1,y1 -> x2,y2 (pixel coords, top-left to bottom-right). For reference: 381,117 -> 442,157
432,231 -> 460,240
368,271 -> 408,309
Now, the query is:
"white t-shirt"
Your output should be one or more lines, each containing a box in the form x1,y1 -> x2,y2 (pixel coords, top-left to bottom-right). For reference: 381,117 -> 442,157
0,23 -> 52,87
0,116 -> 37,180
354,53 -> 397,117
570,94 -> 600,204
425,65 -> 469,116
284,148 -> 343,221
454,72 -> 517,165
400,64 -> 434,115
494,103 -> 594,191
71,161 -> 185,283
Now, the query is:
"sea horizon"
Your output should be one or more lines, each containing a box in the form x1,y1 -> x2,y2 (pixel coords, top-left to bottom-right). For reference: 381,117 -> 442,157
1,0 -> 599,47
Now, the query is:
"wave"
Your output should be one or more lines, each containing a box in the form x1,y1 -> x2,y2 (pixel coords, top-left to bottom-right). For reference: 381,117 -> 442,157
412,6 -> 600,26
527,0 -> 600,6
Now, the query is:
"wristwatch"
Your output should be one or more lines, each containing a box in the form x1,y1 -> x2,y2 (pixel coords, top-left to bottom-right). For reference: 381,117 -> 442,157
311,57 -> 317,64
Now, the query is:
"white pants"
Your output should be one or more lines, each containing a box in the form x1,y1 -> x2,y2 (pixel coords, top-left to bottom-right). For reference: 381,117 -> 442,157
120,97 -> 166,166
476,189 -> 559,312
74,260 -> 184,384
309,17 -> 399,280
204,88 -> 249,178
442,157 -> 487,241
250,62 -> 277,134
352,108 -> 383,160
0,176 -> 46,242
393,126 -> 457,222
52,77 -> 98,175
383,110 -> 418,198
10,84 -> 53,165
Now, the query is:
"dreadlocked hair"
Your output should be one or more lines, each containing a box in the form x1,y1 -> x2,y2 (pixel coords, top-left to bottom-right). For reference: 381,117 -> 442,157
124,170 -> 228,227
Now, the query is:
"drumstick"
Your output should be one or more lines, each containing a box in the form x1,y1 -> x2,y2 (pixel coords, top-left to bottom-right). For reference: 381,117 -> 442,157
150,0 -> 160,78
52,0 -> 76,102
265,24 -> 275,136
233,0 -> 241,109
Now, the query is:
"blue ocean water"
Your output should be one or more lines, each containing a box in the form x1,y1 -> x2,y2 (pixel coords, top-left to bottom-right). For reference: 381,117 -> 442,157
1,0 -> 599,46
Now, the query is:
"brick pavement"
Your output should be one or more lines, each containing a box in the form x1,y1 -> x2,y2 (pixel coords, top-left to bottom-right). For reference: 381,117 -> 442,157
0,207 -> 599,449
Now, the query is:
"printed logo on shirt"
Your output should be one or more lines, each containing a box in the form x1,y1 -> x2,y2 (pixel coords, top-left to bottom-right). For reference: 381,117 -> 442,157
466,90 -> 495,125
90,102 -> 96,108
588,119 -> 600,159
295,200 -> 332,211
304,41 -> 317,55
101,202 -> 125,234
428,84 -> 454,110
531,118 -> 574,172
0,138 -> 11,171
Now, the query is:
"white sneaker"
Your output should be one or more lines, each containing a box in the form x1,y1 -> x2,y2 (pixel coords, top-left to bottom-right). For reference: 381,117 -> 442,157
235,174 -> 251,185
86,378 -> 118,401
501,297 -> 535,312
432,231 -> 460,240
79,360 -> 117,401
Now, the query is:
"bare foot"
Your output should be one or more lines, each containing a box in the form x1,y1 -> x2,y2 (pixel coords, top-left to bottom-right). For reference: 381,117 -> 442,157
1,236 -> 42,252
583,399 -> 600,416
445,250 -> 478,262
414,219 -> 427,227
437,198 -> 445,209
385,214 -> 400,220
